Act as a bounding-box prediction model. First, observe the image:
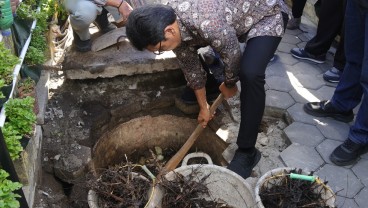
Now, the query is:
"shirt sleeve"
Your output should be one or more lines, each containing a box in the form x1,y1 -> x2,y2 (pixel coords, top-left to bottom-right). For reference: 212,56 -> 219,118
196,1 -> 241,87
173,44 -> 207,90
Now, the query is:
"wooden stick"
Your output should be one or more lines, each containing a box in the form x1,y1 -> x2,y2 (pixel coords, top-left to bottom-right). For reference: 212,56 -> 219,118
157,94 -> 224,178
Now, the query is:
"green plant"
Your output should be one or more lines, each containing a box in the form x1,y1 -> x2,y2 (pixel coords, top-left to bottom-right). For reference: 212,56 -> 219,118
17,77 -> 36,98
0,42 -> 19,85
0,79 -> 5,99
1,124 -> 22,160
4,97 -> 36,136
0,169 -> 22,208
25,46 -> 46,66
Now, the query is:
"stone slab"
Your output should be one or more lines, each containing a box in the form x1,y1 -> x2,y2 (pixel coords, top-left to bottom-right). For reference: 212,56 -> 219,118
316,164 -> 364,198
280,143 -> 324,172
63,41 -> 180,80
316,139 -> 342,164
284,122 -> 324,146
354,187 -> 368,208
36,70 -> 50,125
352,159 -> 368,186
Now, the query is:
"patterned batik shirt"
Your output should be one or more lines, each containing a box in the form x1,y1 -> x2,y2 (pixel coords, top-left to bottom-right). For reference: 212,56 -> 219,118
167,0 -> 290,90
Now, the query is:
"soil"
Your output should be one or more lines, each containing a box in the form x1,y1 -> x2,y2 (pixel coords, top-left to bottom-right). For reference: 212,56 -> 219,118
34,69 -> 289,207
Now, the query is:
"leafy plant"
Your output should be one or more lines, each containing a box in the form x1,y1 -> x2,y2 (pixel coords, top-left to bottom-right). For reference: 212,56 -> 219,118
1,124 -> 23,160
25,46 -> 46,66
0,42 -> 19,85
4,97 -> 36,136
17,77 -> 36,98
0,79 -> 5,99
0,169 -> 22,208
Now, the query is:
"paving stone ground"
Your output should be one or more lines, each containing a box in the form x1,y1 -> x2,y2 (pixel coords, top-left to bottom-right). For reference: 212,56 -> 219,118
264,18 -> 367,208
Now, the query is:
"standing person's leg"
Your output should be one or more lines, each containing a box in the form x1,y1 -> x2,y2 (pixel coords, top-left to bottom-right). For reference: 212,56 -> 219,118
305,0 -> 345,55
329,0 -> 368,166
227,35 -> 282,179
287,0 -> 307,29
323,24 -> 346,83
64,0 -> 100,51
291,0 -> 345,63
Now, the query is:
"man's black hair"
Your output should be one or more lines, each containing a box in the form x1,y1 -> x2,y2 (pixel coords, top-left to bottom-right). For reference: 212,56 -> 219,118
126,4 -> 177,51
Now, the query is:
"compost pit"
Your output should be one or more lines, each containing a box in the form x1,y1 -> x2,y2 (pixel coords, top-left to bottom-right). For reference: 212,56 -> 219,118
35,70 -> 288,207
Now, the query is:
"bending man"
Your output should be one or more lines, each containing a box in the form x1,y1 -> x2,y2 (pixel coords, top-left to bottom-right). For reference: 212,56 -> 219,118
126,0 -> 289,179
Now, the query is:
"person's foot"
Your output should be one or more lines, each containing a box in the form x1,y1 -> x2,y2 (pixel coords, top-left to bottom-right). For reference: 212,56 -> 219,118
287,17 -> 301,30
290,48 -> 326,64
330,139 -> 368,166
73,31 -> 91,52
227,148 -> 261,179
303,100 -> 354,123
323,67 -> 342,83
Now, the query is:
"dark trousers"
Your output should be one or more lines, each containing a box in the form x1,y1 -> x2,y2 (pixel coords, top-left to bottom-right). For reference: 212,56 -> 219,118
236,36 -> 282,149
331,0 -> 368,144
292,0 -> 307,18
305,0 -> 346,71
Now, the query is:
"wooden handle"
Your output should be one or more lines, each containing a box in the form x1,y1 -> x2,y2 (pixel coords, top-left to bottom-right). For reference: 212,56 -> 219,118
158,94 -> 224,178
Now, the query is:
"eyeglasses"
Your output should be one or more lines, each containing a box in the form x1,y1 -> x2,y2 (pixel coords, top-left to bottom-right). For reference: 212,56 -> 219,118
153,41 -> 164,55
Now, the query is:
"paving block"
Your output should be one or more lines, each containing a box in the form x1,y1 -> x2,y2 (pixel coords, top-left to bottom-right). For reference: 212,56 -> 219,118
266,76 -> 293,92
265,62 -> 289,78
316,164 -> 364,198
289,62 -> 322,76
286,103 -> 322,125
335,196 -> 359,208
316,139 -> 344,165
293,74 -> 325,90
277,41 -> 296,54
284,27 -> 304,36
274,51 -> 299,66
266,90 -> 294,110
316,119 -> 350,142
289,87 -> 319,104
281,33 -> 303,45
354,187 -> 368,208
313,86 -> 336,101
284,122 -> 325,147
352,159 -> 368,186
280,143 -> 324,172
296,32 -> 310,42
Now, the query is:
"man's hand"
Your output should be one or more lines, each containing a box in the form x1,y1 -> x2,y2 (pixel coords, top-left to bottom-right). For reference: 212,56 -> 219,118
198,103 -> 212,128
219,82 -> 238,99
194,88 -> 215,128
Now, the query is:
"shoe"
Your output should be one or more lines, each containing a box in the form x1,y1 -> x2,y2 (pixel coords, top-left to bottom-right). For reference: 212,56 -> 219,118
180,86 -> 220,105
323,67 -> 342,83
73,31 -> 91,52
227,148 -> 261,179
290,48 -> 326,64
287,17 -> 301,30
330,139 -> 368,166
269,54 -> 276,62
303,100 -> 354,123
94,8 -> 116,34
